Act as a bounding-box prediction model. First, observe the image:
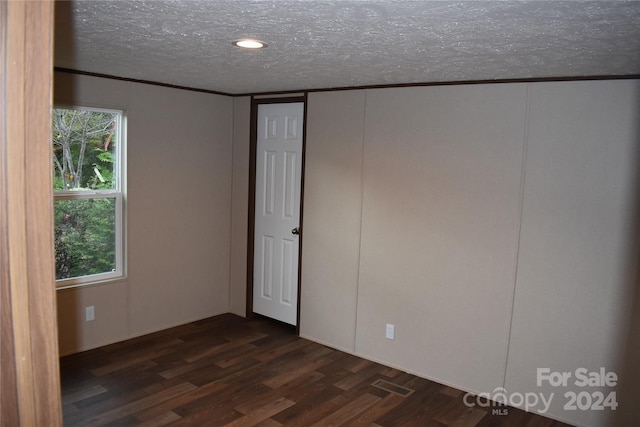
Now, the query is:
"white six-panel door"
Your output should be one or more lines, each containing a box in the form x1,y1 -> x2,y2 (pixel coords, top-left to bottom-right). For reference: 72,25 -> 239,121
253,102 -> 304,325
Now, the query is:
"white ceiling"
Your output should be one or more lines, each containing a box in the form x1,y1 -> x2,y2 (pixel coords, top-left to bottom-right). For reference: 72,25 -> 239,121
54,1 -> 640,95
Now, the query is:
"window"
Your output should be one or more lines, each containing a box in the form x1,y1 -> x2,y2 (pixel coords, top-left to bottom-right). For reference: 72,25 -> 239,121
52,106 -> 125,287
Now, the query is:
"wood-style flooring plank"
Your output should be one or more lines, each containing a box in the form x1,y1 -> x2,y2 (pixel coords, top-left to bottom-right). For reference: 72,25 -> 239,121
273,393 -> 352,427
222,397 -> 295,427
60,314 -> 574,427
236,371 -> 325,415
61,385 -> 108,406
136,411 -> 182,427
310,392 -> 381,426
133,380 -> 229,422
345,394 -> 407,426
84,382 -> 197,426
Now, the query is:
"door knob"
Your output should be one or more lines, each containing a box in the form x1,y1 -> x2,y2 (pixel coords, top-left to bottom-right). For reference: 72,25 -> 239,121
291,227 -> 300,235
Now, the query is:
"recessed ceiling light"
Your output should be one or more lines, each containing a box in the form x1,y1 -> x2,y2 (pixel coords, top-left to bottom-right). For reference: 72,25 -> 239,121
232,39 -> 267,49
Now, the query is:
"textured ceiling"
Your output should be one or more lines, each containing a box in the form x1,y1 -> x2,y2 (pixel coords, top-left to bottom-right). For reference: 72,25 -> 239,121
54,1 -> 640,95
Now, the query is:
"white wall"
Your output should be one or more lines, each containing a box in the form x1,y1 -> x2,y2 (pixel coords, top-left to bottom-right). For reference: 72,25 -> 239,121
300,90 -> 366,352
357,84 -> 527,392
299,79 -> 639,427
504,81 -> 639,427
55,72 -> 234,353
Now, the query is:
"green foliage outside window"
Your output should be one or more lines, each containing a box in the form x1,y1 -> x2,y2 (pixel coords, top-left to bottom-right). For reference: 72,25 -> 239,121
54,198 -> 116,280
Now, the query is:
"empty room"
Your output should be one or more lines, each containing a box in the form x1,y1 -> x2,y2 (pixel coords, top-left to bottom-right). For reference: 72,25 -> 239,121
2,1 -> 640,427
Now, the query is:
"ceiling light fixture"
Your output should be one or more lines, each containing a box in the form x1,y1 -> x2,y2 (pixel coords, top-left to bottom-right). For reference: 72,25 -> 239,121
232,39 -> 267,49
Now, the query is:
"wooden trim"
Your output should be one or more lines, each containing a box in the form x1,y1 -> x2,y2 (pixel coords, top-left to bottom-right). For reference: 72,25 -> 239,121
1,1 -> 62,425
246,96 -> 307,330
245,98 -> 258,320
235,74 -> 640,97
54,67 -> 234,97
0,2 -> 20,424
55,67 -> 640,98
295,93 -> 309,335
252,96 -> 308,105
253,93 -> 306,99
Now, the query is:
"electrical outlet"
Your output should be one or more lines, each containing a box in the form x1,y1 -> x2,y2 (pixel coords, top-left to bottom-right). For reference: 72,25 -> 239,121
385,323 -> 395,340
85,305 -> 95,322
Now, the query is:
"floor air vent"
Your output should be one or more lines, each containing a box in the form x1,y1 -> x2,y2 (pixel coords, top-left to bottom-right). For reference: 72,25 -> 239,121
371,379 -> 415,397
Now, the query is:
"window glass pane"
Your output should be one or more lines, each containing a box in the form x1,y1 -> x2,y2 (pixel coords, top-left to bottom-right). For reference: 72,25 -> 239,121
54,198 -> 116,280
52,108 -> 119,191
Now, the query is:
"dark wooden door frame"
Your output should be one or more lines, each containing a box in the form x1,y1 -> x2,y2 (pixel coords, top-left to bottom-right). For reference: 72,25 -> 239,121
246,95 -> 308,334
1,1 -> 63,424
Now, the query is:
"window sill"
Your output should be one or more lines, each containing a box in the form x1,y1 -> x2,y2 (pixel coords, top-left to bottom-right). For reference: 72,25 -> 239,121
56,275 -> 127,292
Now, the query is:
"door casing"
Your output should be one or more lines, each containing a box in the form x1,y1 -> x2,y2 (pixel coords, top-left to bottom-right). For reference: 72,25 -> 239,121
246,95 -> 307,333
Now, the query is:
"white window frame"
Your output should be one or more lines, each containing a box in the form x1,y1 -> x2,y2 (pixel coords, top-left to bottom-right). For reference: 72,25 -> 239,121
54,105 -> 126,288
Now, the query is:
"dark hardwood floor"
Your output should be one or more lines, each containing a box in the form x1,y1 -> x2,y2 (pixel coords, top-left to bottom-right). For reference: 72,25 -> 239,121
60,314 -> 572,426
